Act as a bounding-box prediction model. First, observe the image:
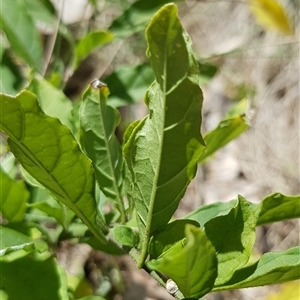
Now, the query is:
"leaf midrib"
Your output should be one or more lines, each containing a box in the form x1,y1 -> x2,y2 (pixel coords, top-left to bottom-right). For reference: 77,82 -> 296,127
2,122 -> 105,243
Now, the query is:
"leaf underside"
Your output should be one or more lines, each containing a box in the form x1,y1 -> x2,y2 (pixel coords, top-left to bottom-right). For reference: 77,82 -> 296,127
123,3 -> 205,265
0,91 -> 107,244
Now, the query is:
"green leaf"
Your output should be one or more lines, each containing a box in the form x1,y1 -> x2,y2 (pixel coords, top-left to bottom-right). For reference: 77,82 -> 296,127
27,77 -> 75,133
123,3 -> 205,266
0,226 -> 47,256
111,225 -> 139,248
255,193 -> 300,226
0,0 -> 43,72
199,115 -> 249,163
183,200 -> 236,227
0,169 -> 29,222
204,196 -> 256,285
80,83 -> 126,222
0,91 -> 107,244
110,0 -> 181,37
0,254 -> 69,300
213,247 -> 300,290
75,31 -> 114,67
104,63 -> 155,107
148,219 -> 200,260
147,224 -> 217,298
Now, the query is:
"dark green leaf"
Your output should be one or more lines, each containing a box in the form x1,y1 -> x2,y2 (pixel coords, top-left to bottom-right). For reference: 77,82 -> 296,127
204,196 -> 256,285
104,63 -> 155,107
80,83 -> 127,222
0,91 -> 107,244
0,0 -> 43,72
0,254 -> 69,299
183,200 -> 236,227
213,247 -> 300,290
255,193 -> 300,226
0,50 -> 24,95
75,31 -> 114,67
147,224 -> 217,298
0,168 -> 29,222
123,4 -> 205,266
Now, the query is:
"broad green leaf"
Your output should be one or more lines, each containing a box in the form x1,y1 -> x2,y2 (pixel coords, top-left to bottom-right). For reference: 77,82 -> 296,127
248,0 -> 294,35
0,169 -> 29,222
183,200 -> 236,227
110,0 -> 181,37
0,0 -> 43,72
123,4 -> 205,266
0,254 -> 69,300
0,226 -> 47,256
75,31 -> 114,67
0,91 -> 107,244
111,225 -> 139,248
104,63 -> 155,107
199,115 -> 249,163
147,224 -> 217,298
213,247 -> 300,290
27,77 -> 75,133
204,196 -> 256,285
255,193 -> 300,226
80,83 -> 126,222
148,219 -> 200,259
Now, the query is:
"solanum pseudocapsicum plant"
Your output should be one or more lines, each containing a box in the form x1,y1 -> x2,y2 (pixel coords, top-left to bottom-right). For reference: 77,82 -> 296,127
0,3 -> 299,300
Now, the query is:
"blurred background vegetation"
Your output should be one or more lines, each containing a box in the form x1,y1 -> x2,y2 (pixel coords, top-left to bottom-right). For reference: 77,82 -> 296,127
0,0 -> 299,299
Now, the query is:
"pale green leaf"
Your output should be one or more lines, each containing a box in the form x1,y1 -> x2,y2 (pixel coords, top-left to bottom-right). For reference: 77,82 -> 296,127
204,196 -> 256,285
0,0 -> 43,72
147,224 -> 217,298
199,115 -> 249,163
213,247 -> 300,290
123,3 -> 205,266
0,169 -> 29,222
255,193 -> 300,226
0,91 -> 107,244
80,83 -> 127,222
